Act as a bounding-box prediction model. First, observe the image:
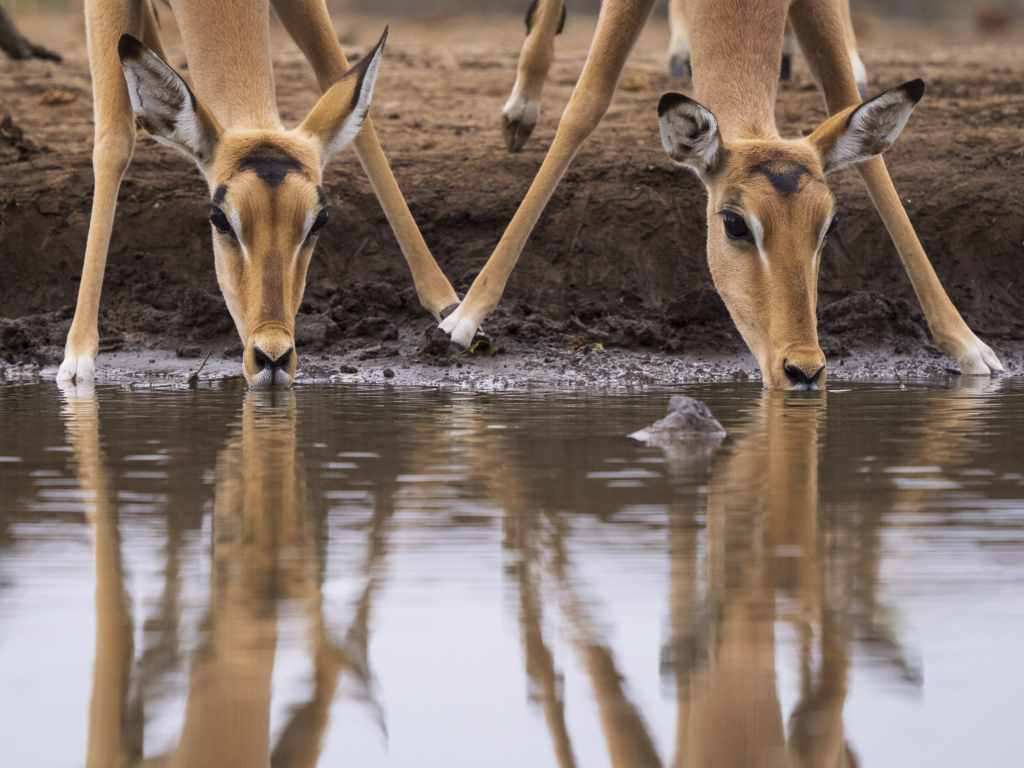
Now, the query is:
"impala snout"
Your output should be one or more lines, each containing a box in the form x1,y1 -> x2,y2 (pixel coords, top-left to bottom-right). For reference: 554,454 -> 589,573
245,328 -> 297,389
776,347 -> 827,391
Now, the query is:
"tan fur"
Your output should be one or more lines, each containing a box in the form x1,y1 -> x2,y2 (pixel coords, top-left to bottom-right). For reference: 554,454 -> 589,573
59,0 -> 458,388
502,0 -> 565,151
442,0 -> 1001,385
63,389 -> 386,765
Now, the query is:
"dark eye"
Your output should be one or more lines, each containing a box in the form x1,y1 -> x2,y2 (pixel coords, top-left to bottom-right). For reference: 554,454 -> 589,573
827,213 -> 840,235
209,208 -> 233,236
310,208 -> 329,236
721,211 -> 752,242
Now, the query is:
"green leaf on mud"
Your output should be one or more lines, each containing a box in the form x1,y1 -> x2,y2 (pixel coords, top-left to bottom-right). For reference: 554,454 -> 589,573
589,343 -> 604,351
451,339 -> 500,359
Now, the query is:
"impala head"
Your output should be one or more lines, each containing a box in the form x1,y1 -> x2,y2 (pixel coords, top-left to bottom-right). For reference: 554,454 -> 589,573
659,80 -> 925,389
117,30 -> 388,388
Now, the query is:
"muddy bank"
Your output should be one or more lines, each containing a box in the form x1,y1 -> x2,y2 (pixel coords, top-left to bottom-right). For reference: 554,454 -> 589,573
2,15 -> 1023,383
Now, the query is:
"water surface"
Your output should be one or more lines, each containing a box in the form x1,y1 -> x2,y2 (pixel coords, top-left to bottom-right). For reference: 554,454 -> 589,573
1,379 -> 1023,767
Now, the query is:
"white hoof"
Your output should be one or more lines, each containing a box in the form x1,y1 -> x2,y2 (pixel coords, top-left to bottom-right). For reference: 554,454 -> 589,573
438,307 -> 480,350
501,94 -> 541,152
954,334 -> 1003,375
851,53 -> 868,99
501,95 -> 540,129
57,353 -> 96,386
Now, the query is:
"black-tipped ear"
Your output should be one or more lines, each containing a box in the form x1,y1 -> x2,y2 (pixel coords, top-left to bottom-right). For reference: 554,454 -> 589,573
658,92 -> 692,118
119,37 -> 221,165
899,78 -> 925,104
808,79 -> 925,174
299,27 -> 387,163
658,92 -> 723,178
117,33 -> 145,62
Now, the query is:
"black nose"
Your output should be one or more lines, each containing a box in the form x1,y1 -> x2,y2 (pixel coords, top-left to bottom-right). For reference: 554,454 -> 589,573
253,346 -> 293,373
784,361 -> 825,387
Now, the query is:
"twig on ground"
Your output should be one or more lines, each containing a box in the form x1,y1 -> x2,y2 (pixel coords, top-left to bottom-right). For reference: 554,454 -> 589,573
187,349 -> 212,388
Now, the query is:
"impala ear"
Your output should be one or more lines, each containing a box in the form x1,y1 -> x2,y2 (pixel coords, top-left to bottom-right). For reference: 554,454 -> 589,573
118,34 -> 221,166
299,27 -> 386,165
807,79 -> 925,174
658,92 -> 723,179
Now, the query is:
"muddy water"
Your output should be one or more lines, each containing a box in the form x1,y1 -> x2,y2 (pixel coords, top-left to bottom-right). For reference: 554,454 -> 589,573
1,380 -> 1023,767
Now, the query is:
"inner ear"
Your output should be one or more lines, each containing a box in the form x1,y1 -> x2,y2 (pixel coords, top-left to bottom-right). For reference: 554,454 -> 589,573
298,27 -> 387,164
118,34 -> 221,165
657,92 -> 724,179
807,79 -> 925,174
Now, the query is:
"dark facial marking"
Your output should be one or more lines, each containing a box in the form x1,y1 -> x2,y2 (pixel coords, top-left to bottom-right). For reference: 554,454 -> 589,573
316,187 -> 327,207
240,154 -> 301,187
750,161 -> 809,197
212,184 -> 228,207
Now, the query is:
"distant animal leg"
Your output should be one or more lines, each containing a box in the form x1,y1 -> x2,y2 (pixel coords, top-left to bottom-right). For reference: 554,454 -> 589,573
502,0 -> 565,151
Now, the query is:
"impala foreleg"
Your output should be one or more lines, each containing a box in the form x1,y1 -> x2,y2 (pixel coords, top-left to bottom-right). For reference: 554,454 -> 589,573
837,0 -> 868,97
58,0 -> 143,386
502,0 -> 565,152
271,0 -> 459,320
666,0 -> 691,78
790,0 -> 1001,375
441,0 -> 657,349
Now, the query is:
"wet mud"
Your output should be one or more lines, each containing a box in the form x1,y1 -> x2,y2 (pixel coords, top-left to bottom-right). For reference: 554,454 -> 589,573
1,15 -> 1023,384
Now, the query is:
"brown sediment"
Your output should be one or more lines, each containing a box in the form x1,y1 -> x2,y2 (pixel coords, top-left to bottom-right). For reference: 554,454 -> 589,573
1,15 -> 1022,381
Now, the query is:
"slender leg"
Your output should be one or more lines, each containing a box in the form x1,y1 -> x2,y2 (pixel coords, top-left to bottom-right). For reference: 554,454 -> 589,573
502,0 -> 565,151
60,392 -> 139,768
790,0 -> 1002,374
441,0 -> 658,349
780,20 -> 795,81
57,0 -> 142,385
666,0 -> 691,78
270,0 -> 459,320
837,0 -> 868,97
140,0 -> 167,61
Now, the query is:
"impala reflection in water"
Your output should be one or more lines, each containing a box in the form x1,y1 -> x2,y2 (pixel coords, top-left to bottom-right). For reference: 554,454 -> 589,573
1,381 -> 1023,767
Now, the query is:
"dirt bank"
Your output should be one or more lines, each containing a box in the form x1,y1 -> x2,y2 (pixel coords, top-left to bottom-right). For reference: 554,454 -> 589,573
2,14 -> 1023,385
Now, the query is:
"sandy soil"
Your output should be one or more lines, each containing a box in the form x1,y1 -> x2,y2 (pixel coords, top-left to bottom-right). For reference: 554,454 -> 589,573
1,12 -> 1023,387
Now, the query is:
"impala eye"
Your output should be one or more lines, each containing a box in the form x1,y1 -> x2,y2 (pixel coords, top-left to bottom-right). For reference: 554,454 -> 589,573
721,211 -> 752,242
310,208 -> 329,236
209,207 -> 233,236
827,213 -> 840,235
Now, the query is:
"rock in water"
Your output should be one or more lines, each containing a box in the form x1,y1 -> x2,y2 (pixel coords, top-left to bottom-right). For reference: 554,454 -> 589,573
629,395 -> 726,442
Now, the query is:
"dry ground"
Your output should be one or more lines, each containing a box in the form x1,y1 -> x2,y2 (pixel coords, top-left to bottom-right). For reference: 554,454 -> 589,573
1,12 -> 1023,385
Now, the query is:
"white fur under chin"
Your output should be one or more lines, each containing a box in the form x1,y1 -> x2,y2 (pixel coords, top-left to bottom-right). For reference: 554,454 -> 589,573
250,367 -> 293,389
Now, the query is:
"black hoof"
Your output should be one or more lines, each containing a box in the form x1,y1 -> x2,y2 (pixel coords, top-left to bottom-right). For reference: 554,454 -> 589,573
780,53 -> 792,81
419,326 -> 451,357
501,114 -> 535,153
669,55 -> 691,79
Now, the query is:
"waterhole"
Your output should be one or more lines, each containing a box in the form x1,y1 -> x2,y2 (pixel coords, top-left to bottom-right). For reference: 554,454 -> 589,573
1,379 -> 1023,767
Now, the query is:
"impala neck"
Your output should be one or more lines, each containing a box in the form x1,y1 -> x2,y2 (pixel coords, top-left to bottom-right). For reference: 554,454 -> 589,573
170,0 -> 280,131
687,0 -> 790,142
